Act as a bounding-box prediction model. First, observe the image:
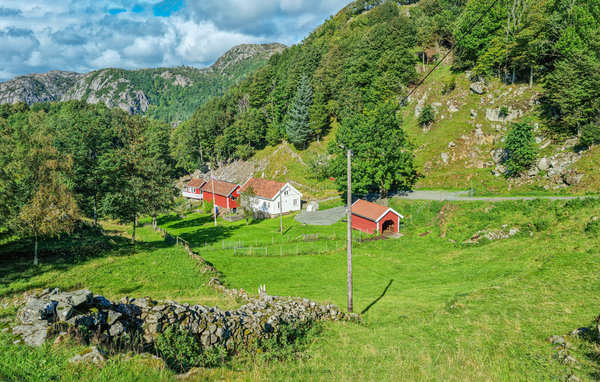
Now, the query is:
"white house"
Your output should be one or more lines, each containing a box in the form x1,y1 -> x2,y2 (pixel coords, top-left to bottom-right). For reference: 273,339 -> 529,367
238,177 -> 303,216
181,178 -> 206,200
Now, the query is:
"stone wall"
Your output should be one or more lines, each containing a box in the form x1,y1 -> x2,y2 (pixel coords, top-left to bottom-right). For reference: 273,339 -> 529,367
12,288 -> 353,350
12,227 -> 358,351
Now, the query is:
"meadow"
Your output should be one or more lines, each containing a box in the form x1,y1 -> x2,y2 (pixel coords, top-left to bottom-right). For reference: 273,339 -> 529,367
0,198 -> 599,381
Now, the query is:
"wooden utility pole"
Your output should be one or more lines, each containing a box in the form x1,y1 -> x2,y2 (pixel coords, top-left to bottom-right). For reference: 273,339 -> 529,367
210,165 -> 217,227
279,191 -> 283,234
347,149 -> 353,313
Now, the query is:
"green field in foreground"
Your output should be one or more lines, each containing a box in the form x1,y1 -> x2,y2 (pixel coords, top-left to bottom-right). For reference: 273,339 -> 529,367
1,199 -> 599,381
161,199 -> 600,381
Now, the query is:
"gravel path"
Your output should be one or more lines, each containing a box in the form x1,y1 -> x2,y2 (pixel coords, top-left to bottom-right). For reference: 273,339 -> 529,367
391,190 -> 596,202
295,206 -> 347,225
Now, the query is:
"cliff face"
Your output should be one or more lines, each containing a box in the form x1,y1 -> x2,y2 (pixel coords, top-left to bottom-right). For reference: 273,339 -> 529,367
0,43 -> 286,119
0,71 -> 80,105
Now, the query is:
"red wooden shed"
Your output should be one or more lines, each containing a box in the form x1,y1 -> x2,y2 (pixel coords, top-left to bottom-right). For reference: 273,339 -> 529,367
351,199 -> 403,235
200,179 -> 241,212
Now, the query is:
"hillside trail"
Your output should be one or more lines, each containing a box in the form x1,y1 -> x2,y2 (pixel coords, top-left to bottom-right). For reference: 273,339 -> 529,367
391,190 -> 596,202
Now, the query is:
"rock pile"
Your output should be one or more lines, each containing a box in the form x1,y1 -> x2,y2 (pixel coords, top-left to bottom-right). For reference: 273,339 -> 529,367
12,288 -> 355,350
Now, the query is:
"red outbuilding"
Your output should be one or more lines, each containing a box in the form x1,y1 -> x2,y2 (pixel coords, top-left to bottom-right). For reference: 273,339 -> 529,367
182,178 -> 206,200
200,179 -> 241,212
351,199 -> 403,235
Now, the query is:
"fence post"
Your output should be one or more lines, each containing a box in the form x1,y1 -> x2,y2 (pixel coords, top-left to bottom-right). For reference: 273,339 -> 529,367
255,238 -> 257,246
265,246 -> 267,256
176,237 -> 179,245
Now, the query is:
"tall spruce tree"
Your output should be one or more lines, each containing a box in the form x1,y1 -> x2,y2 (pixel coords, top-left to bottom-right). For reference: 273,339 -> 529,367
285,75 -> 313,149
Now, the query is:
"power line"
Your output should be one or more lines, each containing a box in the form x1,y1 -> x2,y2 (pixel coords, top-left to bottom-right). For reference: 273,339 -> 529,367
399,0 -> 502,107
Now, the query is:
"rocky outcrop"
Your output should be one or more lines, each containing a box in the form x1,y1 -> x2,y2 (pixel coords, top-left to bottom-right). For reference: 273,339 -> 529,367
209,43 -> 286,75
0,71 -> 80,105
11,288 -> 354,351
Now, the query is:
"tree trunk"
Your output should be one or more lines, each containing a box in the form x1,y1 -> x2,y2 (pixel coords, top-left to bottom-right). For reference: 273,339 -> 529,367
512,67 -> 516,84
152,214 -> 157,230
132,219 -> 136,243
422,50 -> 426,72
33,236 -> 38,266
93,196 -> 98,225
529,66 -> 533,89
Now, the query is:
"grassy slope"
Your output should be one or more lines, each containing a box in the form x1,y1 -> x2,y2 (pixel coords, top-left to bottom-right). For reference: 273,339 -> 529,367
159,199 -> 600,381
0,224 -> 236,382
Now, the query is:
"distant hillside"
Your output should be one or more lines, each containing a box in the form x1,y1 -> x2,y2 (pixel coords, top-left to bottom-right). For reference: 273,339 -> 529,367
0,43 -> 286,122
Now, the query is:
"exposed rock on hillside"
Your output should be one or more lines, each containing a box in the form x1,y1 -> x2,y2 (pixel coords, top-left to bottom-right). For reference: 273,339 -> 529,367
0,71 -> 79,105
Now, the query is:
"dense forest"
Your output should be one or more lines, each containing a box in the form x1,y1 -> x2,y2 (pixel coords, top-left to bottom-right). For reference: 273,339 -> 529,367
171,0 -> 600,193
0,101 -> 175,262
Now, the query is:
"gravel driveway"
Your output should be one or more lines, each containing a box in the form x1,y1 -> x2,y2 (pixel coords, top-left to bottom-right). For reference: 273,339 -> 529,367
295,206 -> 347,225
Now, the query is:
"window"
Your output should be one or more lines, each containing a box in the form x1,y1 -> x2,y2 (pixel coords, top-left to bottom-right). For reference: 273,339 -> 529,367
277,202 -> 280,209
284,190 -> 288,196
293,199 -> 297,206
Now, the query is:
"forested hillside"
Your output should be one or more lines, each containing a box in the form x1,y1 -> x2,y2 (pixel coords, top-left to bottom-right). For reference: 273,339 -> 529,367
0,43 -> 285,123
172,0 -> 600,195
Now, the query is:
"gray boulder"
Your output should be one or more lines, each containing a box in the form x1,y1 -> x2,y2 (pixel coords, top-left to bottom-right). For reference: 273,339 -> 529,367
56,302 -> 73,322
18,298 -> 57,324
69,346 -> 107,365
470,81 -> 487,94
12,321 -> 50,347
53,289 -> 93,308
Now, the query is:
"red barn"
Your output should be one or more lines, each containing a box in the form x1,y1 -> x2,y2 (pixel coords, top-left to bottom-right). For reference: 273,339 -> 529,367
351,199 -> 403,235
200,179 -> 241,212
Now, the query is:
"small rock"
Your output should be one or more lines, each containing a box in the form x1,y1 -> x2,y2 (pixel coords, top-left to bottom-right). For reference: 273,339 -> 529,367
564,173 -> 584,186
470,81 -> 487,94
548,335 -> 565,345
569,327 -> 590,337
566,375 -> 582,382
561,355 -> 579,365
448,141 -> 456,148
69,346 -> 107,365
537,157 -> 549,171
470,109 -> 478,118
441,152 -> 449,165
56,302 -> 73,322
109,321 -> 124,337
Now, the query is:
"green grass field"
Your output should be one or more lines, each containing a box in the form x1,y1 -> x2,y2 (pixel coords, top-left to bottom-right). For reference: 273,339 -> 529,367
159,199 -> 600,381
1,199 -> 599,381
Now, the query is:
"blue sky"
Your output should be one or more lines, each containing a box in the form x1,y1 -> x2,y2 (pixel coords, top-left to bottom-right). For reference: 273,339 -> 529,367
0,0 -> 349,81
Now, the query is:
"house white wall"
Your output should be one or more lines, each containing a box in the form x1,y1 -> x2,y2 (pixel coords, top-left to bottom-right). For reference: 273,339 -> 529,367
243,183 -> 302,216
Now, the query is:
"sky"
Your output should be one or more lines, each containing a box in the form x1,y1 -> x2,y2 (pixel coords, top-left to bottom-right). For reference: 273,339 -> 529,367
0,0 -> 349,81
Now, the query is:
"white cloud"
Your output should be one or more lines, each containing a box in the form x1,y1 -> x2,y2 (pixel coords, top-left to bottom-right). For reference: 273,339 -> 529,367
0,0 -> 349,81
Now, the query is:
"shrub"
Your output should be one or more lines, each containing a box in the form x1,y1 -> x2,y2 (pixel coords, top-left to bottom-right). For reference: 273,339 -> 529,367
441,75 -> 457,94
155,327 -> 203,372
580,123 -> 600,147
499,106 -> 509,118
155,327 -> 227,372
418,104 -> 436,127
584,218 -> 600,234
504,122 -> 537,177
533,217 -> 550,232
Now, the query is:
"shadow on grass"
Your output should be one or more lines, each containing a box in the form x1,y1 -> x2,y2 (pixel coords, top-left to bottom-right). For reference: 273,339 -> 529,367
179,224 -> 241,248
168,215 -> 215,229
361,279 -> 394,315
0,231 -> 171,299
157,214 -> 182,226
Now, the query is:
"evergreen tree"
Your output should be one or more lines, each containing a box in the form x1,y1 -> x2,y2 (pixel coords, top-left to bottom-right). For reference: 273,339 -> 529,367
504,121 -> 537,177
285,75 -> 313,149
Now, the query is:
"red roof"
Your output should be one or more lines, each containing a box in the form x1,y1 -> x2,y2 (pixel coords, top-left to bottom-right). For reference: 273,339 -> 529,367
239,177 -> 286,200
351,199 -> 402,222
187,178 -> 206,188
200,179 -> 239,197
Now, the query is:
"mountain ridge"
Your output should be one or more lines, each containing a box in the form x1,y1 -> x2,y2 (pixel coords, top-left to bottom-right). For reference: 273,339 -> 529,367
0,43 -> 286,121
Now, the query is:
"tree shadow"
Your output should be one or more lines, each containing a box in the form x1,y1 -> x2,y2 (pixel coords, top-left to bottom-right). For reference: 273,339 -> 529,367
156,214 -> 181,226
0,231 -> 171,299
178,224 -> 241,248
167,215 -> 215,229
361,279 -> 394,315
